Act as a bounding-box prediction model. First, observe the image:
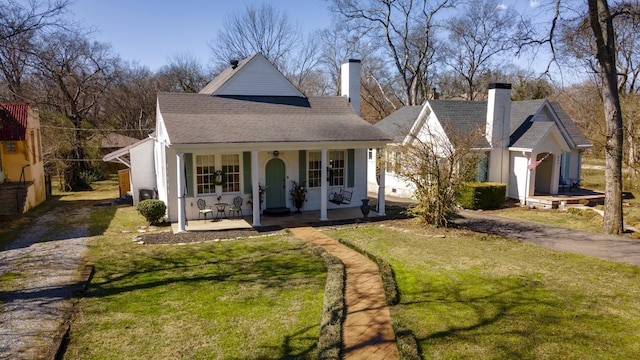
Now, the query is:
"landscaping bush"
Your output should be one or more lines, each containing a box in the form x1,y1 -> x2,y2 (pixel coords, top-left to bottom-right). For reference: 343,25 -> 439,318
137,199 -> 166,224
458,182 -> 506,210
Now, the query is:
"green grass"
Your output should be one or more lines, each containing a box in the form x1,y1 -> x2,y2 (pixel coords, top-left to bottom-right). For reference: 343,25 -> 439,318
326,224 -> 640,359
65,208 -> 327,359
0,177 -> 120,249
484,206 -> 604,233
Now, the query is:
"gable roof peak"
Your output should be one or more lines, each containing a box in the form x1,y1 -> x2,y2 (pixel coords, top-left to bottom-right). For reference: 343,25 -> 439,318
199,53 -> 304,98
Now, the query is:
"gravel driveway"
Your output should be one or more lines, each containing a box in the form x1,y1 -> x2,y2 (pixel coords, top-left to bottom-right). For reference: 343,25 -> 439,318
0,205 -> 92,360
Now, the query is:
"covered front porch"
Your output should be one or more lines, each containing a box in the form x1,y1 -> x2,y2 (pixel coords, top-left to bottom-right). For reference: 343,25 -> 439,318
171,199 -> 381,233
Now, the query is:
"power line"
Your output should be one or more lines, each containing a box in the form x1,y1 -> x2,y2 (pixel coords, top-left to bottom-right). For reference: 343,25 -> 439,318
40,125 -> 153,132
48,158 -> 113,162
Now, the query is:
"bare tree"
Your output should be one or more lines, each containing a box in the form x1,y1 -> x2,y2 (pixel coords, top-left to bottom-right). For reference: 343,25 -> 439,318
527,0 -> 630,234
587,0 -> 625,234
210,3 -> 300,71
398,124 -> 483,227
318,22 -> 371,95
284,31 -> 323,95
0,0 -> 69,42
0,0 -> 70,101
34,31 -> 119,190
393,120 -> 485,227
156,53 -> 210,93
329,0 -> 455,106
104,63 -> 157,138
443,0 -> 525,100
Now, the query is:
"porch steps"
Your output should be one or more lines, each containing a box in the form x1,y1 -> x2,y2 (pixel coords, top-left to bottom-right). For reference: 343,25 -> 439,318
0,183 -> 30,215
263,207 -> 291,216
527,190 -> 605,209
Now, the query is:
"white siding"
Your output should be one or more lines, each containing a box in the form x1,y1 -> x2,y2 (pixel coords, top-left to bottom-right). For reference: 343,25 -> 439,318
130,140 -> 156,204
509,153 -> 530,203
214,55 -> 303,97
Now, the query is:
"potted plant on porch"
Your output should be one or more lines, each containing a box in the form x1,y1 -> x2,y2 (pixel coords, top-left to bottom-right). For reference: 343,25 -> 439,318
290,180 -> 307,213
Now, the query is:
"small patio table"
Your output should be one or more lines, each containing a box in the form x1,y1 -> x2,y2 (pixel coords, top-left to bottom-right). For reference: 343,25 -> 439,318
214,203 -> 228,219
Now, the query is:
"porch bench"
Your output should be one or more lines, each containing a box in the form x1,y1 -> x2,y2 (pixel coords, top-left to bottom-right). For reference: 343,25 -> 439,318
329,188 -> 352,205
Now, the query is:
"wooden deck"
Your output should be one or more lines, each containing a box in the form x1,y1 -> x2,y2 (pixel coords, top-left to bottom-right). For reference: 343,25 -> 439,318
527,188 -> 605,209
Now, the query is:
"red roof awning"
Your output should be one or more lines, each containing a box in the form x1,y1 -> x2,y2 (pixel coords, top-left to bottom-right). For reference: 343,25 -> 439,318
0,103 -> 29,141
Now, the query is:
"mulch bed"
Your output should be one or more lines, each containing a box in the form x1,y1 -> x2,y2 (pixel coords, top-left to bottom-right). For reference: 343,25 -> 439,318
137,225 -> 285,245
136,216 -> 409,245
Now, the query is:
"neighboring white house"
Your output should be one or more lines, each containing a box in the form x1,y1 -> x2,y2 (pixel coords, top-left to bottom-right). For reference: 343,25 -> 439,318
368,83 -> 592,204
106,54 -> 391,231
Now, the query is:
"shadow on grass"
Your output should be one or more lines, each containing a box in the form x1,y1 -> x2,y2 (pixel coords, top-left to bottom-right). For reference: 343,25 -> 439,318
0,195 -> 118,251
257,324 -> 320,360
398,275 -> 603,359
87,241 -> 326,300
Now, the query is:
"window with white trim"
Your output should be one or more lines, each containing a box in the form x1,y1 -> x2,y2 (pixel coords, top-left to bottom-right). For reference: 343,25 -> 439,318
329,150 -> 345,186
308,151 -> 322,188
196,154 -> 215,194
221,154 -> 240,193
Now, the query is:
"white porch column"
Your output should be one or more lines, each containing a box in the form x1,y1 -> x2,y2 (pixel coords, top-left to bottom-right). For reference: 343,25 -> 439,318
320,148 -> 328,221
377,149 -> 386,216
251,150 -> 261,227
176,152 -> 186,233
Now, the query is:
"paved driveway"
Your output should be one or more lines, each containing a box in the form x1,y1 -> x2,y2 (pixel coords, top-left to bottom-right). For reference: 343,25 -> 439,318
455,210 -> 640,267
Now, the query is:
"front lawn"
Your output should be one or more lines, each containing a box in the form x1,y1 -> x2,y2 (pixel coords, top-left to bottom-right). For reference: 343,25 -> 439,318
65,206 -> 327,359
327,223 -> 640,359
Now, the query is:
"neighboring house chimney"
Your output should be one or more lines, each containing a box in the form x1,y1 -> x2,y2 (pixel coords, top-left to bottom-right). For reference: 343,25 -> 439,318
341,59 -> 361,116
486,83 -> 512,184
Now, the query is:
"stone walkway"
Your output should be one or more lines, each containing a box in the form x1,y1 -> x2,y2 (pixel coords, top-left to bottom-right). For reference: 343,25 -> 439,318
290,227 -> 400,360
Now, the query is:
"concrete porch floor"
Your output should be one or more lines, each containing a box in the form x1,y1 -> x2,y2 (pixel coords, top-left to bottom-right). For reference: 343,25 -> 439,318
171,204 -> 380,233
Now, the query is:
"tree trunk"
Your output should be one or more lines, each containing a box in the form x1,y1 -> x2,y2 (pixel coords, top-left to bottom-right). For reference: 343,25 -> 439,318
589,0 -> 624,234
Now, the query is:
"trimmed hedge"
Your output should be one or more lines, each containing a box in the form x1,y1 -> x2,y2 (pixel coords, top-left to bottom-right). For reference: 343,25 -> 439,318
137,199 -> 166,224
458,182 -> 506,210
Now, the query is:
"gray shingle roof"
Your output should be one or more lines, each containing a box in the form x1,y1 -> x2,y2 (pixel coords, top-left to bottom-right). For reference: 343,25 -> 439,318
428,100 -> 490,148
549,101 -> 591,147
510,121 -> 556,148
374,106 -> 422,142
376,98 -> 591,151
158,93 -> 391,145
510,100 -> 545,133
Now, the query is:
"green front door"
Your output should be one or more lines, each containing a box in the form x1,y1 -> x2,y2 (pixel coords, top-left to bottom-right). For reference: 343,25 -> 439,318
265,158 -> 286,209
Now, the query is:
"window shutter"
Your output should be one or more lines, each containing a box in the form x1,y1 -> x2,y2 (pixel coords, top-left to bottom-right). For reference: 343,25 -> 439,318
347,149 -> 354,188
243,152 -> 252,194
184,153 -> 194,197
298,150 -> 306,186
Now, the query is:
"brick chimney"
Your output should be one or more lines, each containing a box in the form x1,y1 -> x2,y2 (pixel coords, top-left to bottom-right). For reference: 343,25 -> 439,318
340,59 -> 361,116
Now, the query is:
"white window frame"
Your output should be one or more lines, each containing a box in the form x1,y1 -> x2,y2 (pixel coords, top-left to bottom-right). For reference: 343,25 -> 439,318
308,151 -> 322,188
221,154 -> 240,193
329,150 -> 345,187
196,154 -> 216,194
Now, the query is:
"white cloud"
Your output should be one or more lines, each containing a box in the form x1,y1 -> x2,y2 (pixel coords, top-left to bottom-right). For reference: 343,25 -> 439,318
496,3 -> 508,10
529,0 -> 540,8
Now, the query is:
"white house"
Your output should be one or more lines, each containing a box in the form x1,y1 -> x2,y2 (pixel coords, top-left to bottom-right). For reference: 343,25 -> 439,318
106,54 -> 391,231
368,83 -> 592,204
